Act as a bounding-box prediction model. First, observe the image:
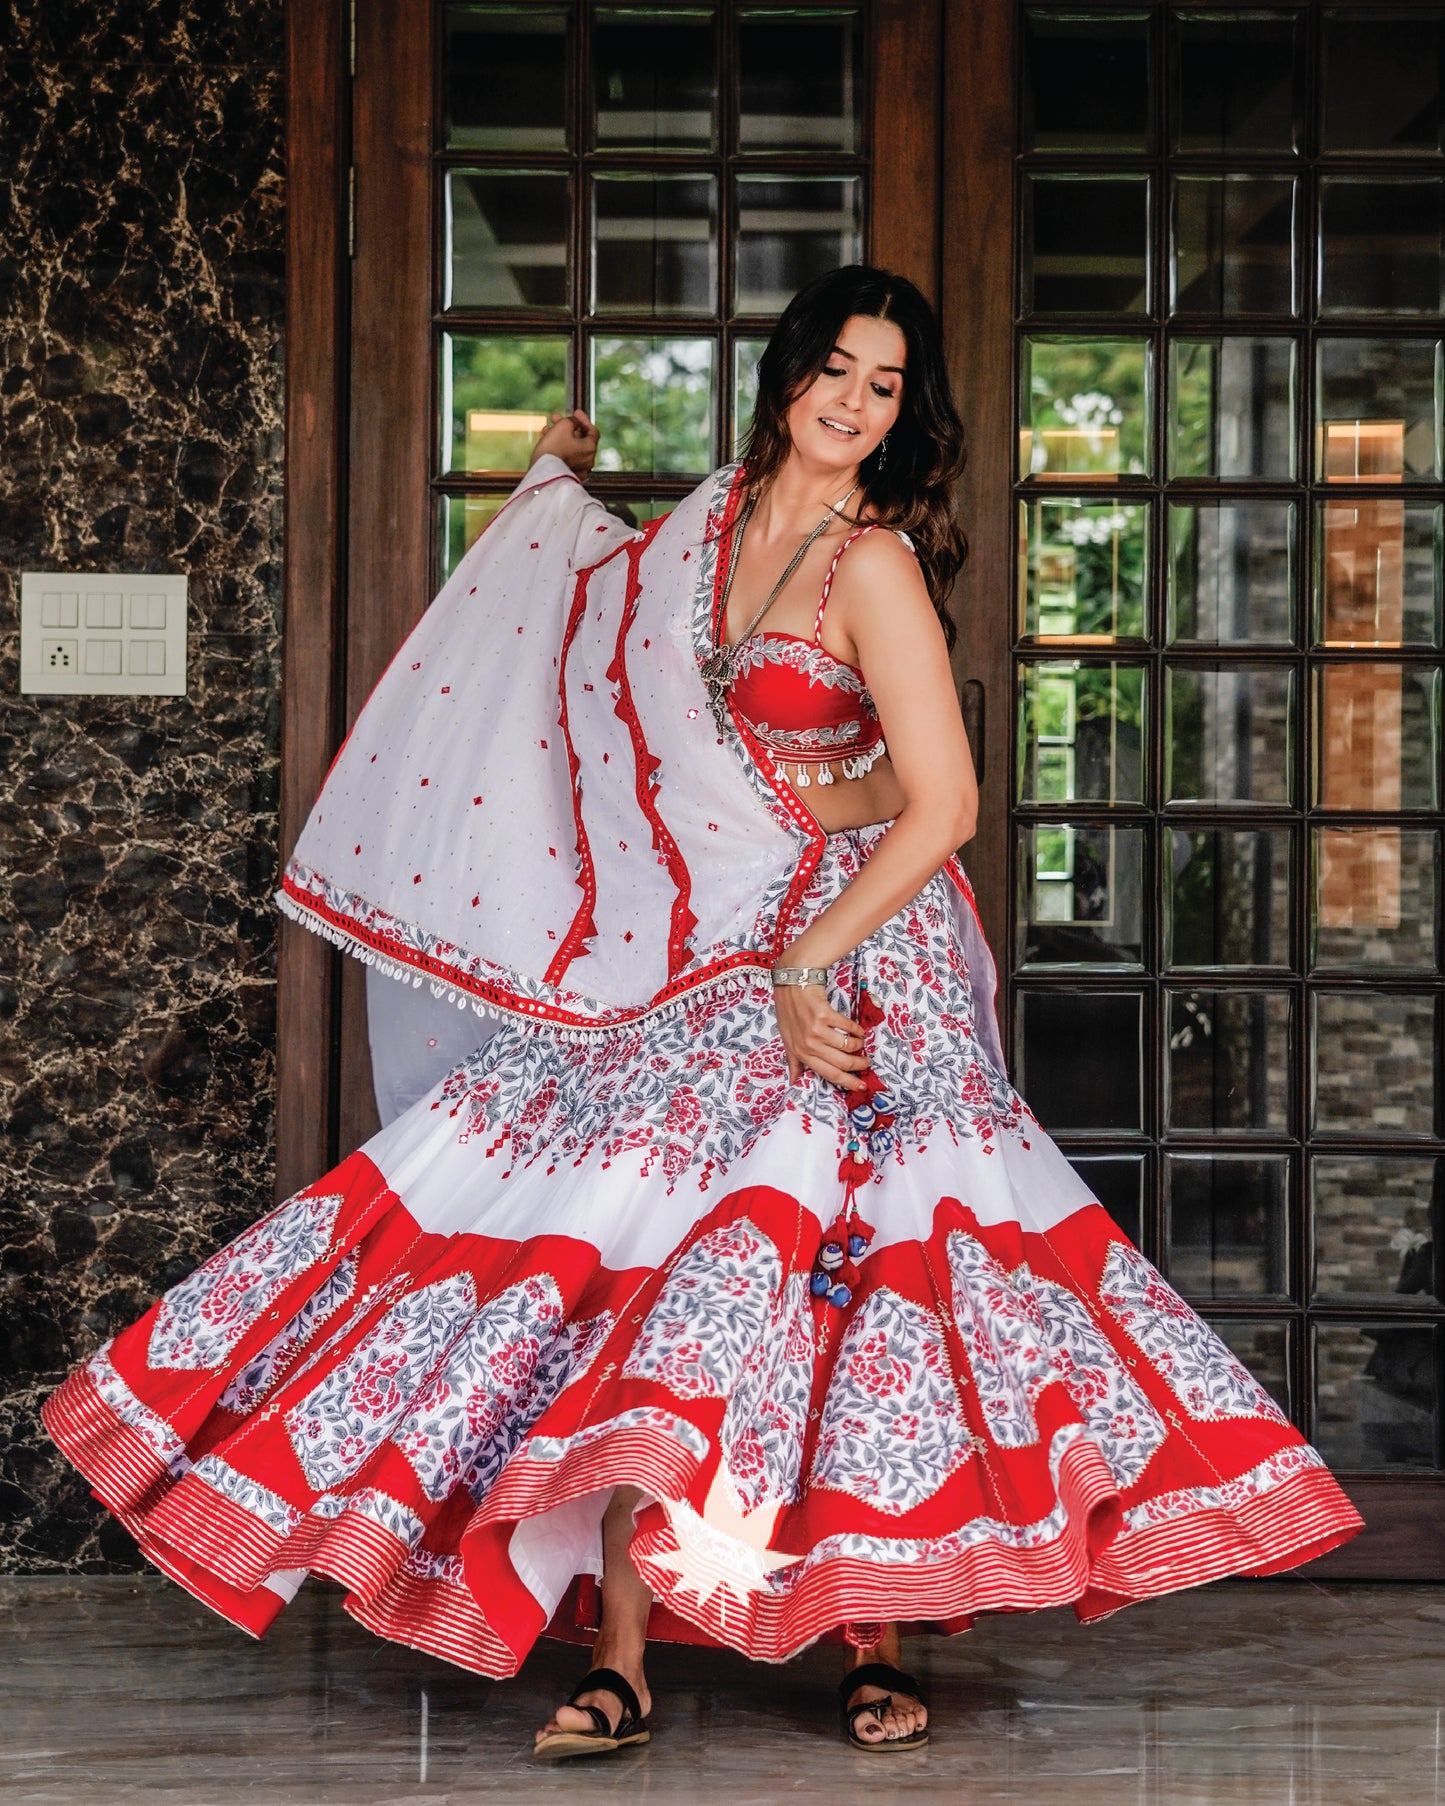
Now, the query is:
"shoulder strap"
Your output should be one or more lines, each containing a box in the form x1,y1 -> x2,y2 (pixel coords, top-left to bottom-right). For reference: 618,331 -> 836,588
812,523 -> 882,644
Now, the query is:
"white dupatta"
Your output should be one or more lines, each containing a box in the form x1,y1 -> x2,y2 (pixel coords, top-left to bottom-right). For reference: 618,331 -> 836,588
278,453 -> 1001,1082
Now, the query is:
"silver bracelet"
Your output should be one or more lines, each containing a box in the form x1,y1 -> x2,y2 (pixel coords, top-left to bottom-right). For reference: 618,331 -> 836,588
771,964 -> 829,989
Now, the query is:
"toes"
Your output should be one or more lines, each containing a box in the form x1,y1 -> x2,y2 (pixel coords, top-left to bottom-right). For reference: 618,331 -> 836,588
537,1703 -> 589,1740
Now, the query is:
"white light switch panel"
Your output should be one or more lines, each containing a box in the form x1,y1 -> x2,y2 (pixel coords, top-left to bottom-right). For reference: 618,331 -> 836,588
20,572 -> 188,696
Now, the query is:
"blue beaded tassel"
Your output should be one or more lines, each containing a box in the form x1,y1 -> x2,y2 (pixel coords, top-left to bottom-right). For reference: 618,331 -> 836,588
809,983 -> 896,1310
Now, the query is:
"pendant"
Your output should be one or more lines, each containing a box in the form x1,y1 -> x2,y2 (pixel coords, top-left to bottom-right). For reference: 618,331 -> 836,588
697,646 -> 733,729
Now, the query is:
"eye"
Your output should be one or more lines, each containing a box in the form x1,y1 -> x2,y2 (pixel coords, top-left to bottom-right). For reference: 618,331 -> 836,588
872,384 -> 896,399
822,365 -> 847,377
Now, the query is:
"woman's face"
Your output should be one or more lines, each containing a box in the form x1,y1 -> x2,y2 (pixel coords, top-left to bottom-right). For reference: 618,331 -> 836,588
784,312 -> 906,475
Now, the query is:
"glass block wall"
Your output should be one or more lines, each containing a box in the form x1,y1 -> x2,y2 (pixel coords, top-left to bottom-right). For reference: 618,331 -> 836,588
1013,3 -> 1444,1470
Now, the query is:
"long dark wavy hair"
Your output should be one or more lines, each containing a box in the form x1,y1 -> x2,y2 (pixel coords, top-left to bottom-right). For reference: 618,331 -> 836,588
739,264 -> 968,650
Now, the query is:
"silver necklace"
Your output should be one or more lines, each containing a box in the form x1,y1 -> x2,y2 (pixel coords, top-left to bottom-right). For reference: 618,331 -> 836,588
698,481 -> 859,729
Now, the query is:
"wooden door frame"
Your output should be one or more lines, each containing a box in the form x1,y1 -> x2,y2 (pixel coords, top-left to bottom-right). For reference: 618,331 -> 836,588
276,0 -> 348,1197
941,0 -> 1012,965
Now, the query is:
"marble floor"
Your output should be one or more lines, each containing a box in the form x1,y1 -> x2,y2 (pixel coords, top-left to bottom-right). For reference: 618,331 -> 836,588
2,1576 -> 1443,1805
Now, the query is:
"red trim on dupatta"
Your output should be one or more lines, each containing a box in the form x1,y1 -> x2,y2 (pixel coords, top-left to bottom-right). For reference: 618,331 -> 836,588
608,519 -> 700,979
543,559 -> 602,984
704,464 -> 832,955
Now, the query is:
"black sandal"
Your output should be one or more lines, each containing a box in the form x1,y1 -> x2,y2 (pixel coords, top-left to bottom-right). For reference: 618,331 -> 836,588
839,1662 -> 930,1753
532,1665 -> 651,1762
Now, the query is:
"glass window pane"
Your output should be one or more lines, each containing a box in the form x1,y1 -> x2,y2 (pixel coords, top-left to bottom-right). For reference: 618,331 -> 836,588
592,7 -> 717,151
1320,178 -> 1445,318
606,497 -> 677,527
734,175 -> 862,315
1167,990 -> 1293,1133
444,6 -> 569,151
1165,665 -> 1295,806
1168,337 -> 1296,480
1312,991 -> 1440,1138
1069,1154 -> 1146,1246
1314,663 -> 1441,812
1024,11 -> 1150,154
441,333 -> 569,475
1313,1155 -> 1444,1306
1205,1317 -> 1293,1416
1024,176 -> 1150,315
591,174 -> 717,317
1165,1153 -> 1291,1298
732,336 -> 767,459
1171,175 -> 1297,317
591,336 -> 715,475
1168,501 -> 1296,646
1020,338 -> 1152,480
1017,661 -> 1147,804
1166,827 -> 1294,971
1314,828 -> 1441,973
1316,501 -> 1443,650
1016,989 -> 1144,1131
444,170 -> 570,312
1315,339 -> 1443,484
1322,14 -> 1444,158
438,494 -> 507,583
1314,1322 -> 1439,1471
440,494 -> 667,584
737,8 -> 862,153
1171,13 -> 1301,156
1016,823 -> 1145,968
1019,499 -> 1149,642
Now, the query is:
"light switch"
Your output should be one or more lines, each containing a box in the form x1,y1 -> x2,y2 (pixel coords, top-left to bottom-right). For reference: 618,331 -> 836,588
40,592 -> 79,628
20,572 -> 188,696
129,593 -> 167,630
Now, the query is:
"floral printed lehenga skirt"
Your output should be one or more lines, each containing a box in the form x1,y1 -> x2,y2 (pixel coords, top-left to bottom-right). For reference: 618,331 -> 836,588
44,824 -> 1362,1676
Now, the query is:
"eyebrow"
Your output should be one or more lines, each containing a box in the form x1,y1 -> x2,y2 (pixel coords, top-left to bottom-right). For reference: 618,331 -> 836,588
830,343 -> 905,377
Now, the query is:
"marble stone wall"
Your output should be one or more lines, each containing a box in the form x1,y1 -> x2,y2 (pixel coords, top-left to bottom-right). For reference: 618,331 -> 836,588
0,2 -> 285,1569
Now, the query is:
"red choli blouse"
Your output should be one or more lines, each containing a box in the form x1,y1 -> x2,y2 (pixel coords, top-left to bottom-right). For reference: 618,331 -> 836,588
728,524 -> 906,786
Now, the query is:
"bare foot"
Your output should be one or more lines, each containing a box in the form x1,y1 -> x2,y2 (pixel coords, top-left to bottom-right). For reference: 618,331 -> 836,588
844,1676 -> 928,1745
843,1624 -> 928,1745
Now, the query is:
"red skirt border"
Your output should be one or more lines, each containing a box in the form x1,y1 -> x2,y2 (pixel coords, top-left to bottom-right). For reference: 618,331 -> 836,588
45,1350 -> 1359,1679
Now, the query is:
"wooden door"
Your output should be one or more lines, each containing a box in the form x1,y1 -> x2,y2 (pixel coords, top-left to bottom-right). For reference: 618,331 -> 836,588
278,0 -> 945,1173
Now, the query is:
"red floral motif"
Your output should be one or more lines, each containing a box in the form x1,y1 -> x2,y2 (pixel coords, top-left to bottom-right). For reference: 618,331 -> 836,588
1102,1242 -> 1289,1425
147,1189 -> 344,1372
813,1287 -> 974,1513
626,1220 -> 782,1400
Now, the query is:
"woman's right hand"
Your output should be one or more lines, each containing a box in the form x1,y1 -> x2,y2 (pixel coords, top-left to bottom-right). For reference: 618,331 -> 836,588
773,983 -> 870,1092
528,407 -> 600,478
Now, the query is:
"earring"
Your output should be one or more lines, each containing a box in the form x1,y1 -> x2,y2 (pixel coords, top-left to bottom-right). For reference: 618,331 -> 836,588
877,432 -> 890,470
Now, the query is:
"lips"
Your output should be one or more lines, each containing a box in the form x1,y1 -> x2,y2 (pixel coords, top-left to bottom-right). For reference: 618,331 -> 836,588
819,417 -> 860,439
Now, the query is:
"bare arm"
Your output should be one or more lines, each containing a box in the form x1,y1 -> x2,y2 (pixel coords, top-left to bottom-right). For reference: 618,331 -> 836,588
773,530 -> 977,1090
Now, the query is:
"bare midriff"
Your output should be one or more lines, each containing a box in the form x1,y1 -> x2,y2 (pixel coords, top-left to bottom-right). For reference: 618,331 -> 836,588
779,749 -> 906,833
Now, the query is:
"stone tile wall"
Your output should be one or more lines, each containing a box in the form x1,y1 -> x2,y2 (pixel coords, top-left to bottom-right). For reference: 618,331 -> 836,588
0,1 -> 284,1568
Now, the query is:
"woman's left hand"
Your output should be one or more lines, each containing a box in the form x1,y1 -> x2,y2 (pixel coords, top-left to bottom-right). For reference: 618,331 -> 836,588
528,408 -> 600,478
773,984 -> 869,1091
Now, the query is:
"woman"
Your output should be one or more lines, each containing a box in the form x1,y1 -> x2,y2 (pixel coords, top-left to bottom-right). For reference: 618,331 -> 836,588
44,266 -> 1362,1761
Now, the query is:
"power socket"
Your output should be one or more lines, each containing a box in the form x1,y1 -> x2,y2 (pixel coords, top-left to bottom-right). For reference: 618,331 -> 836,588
41,639 -> 78,672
